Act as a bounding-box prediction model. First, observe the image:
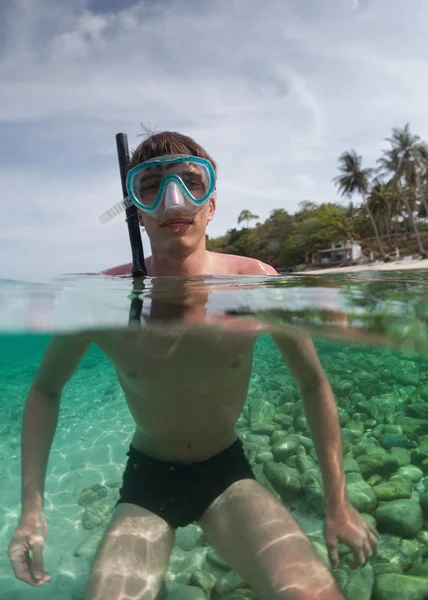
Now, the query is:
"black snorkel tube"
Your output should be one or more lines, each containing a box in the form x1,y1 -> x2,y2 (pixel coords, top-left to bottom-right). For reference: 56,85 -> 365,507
115,132 -> 146,323
115,133 -> 146,278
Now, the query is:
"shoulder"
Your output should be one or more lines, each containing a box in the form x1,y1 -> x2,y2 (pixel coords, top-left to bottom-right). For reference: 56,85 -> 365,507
100,263 -> 133,276
209,252 -> 278,276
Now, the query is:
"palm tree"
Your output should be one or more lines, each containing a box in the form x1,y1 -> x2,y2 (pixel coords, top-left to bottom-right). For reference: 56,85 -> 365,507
367,179 -> 395,245
378,124 -> 427,257
416,142 -> 428,219
238,209 -> 260,229
334,150 -> 387,260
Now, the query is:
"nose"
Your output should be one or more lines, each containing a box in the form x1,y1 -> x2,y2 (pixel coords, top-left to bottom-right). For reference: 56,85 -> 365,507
164,181 -> 185,209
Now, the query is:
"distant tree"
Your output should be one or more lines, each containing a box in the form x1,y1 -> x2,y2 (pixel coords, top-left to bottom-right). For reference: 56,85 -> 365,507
238,209 -> 260,229
378,124 -> 427,257
334,150 -> 387,261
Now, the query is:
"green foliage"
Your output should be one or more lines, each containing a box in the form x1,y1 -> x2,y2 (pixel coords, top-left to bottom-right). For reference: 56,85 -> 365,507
207,123 -> 428,268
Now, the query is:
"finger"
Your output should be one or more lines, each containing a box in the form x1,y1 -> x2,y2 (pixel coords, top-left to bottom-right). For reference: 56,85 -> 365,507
326,541 -> 340,569
363,540 -> 374,560
30,540 -> 47,580
367,523 -> 379,538
8,540 -> 38,585
350,545 -> 366,569
368,530 -> 379,552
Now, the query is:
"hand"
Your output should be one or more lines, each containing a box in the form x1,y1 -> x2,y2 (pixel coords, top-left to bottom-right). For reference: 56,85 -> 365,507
8,512 -> 52,586
324,503 -> 379,569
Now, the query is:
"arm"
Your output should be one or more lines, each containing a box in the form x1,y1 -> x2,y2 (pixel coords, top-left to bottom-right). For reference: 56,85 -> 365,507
21,334 -> 91,514
272,328 -> 378,567
272,328 -> 347,509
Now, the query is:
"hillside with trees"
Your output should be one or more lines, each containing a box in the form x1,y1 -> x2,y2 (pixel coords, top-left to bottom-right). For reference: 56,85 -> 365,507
207,124 -> 428,270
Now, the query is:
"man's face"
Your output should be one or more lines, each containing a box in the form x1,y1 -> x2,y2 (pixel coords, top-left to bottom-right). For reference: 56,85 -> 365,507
137,161 -> 216,254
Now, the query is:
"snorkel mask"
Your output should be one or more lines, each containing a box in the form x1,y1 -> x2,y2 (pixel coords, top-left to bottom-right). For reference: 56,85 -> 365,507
100,154 -> 216,224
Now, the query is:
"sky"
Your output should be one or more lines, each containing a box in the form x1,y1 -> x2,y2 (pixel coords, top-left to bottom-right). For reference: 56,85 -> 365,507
1,0 -> 428,279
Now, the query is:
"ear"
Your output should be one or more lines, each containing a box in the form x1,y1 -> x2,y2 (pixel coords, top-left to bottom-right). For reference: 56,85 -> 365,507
137,210 -> 145,227
206,193 -> 216,224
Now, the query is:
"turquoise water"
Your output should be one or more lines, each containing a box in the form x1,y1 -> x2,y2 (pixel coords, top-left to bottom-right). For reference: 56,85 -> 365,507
1,272 -> 428,600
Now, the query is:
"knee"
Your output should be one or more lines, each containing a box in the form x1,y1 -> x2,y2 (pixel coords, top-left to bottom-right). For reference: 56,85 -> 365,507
273,581 -> 344,600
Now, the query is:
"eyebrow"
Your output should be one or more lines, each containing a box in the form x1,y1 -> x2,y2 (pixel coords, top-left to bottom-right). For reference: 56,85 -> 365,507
141,167 -> 203,184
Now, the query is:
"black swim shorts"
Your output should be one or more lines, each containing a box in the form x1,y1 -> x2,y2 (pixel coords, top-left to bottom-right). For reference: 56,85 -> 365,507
117,438 -> 256,528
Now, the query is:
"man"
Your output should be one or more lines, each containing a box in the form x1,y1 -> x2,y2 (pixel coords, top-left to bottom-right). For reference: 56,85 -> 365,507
8,131 -> 378,600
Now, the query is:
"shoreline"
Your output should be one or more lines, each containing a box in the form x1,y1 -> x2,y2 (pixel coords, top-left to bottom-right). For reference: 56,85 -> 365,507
295,257 -> 428,275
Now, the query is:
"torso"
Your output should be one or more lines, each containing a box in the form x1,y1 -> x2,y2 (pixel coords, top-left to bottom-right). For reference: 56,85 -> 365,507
94,251 -> 276,463
91,325 -> 258,462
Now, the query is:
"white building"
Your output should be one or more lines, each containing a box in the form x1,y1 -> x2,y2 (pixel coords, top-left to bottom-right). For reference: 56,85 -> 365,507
311,241 -> 363,265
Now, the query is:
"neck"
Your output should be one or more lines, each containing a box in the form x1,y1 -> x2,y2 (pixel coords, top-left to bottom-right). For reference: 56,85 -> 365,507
149,242 -> 211,277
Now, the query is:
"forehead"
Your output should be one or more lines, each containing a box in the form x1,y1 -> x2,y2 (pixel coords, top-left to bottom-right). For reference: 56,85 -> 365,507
140,161 -> 202,178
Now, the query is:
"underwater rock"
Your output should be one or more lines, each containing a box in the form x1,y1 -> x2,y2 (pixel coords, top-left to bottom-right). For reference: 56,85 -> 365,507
407,562 -> 428,577
172,548 -> 208,586
337,407 -> 351,427
367,474 -> 383,487
375,499 -> 423,538
245,434 -> 270,446
407,404 -> 428,421
166,585 -> 207,600
206,548 -> 230,570
372,534 -> 412,571
345,420 -> 365,437
288,399 -> 303,417
175,524 -> 204,552
384,424 -> 403,434
419,489 -> 428,517
350,392 -> 367,404
372,563 -> 403,576
272,413 -> 294,427
285,455 -> 298,468
270,430 -> 288,445
390,447 -> 412,466
396,416 -> 428,440
379,434 -> 412,450
74,531 -> 104,557
285,433 -> 313,452
250,398 -> 276,434
341,429 -> 355,453
401,538 -> 424,566
252,464 -> 281,501
263,461 -> 301,502
271,438 -> 300,461
255,450 -> 274,464
77,483 -> 108,507
361,513 -> 377,528
345,472 -> 377,513
189,570 -> 217,598
372,475 -> 412,501
343,457 -> 361,474
411,443 -> 428,466
295,454 -> 316,474
300,468 -> 324,516
279,385 -> 296,403
372,574 -> 428,600
294,413 -> 309,433
356,449 -> 400,479
334,563 -> 374,600
355,392 -> 404,424
215,570 -> 246,596
397,465 -> 423,483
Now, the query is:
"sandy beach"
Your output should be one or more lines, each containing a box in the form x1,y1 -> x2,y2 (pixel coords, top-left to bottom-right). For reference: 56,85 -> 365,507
299,257 -> 428,275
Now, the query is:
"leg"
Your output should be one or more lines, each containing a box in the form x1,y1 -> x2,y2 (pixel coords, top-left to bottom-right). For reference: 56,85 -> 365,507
198,480 -> 343,600
83,503 -> 175,600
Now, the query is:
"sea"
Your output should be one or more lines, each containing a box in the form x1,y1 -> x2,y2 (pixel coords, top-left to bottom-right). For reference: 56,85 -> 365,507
1,271 -> 428,600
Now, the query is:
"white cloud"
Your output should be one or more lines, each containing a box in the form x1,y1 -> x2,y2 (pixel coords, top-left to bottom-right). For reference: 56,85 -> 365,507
1,0 -> 428,278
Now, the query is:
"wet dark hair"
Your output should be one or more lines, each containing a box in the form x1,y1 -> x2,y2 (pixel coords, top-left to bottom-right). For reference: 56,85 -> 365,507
128,130 -> 217,174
